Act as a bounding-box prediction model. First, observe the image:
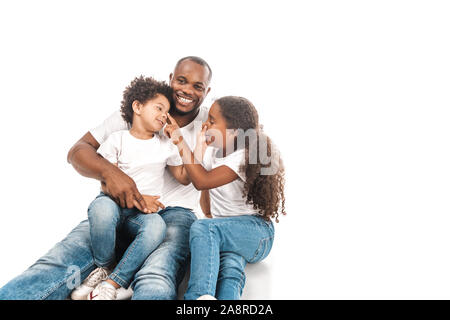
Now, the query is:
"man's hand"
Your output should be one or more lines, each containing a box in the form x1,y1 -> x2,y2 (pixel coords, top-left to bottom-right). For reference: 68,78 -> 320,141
102,166 -> 149,213
142,195 -> 165,213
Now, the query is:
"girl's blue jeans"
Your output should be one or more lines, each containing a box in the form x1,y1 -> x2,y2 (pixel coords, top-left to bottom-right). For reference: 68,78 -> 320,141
88,192 -> 166,288
184,215 -> 274,300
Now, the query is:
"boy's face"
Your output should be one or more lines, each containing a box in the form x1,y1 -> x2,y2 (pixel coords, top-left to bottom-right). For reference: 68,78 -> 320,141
135,94 -> 171,132
169,60 -> 211,115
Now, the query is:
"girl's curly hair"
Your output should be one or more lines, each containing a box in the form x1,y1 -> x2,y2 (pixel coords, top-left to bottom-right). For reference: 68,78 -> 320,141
120,76 -> 173,125
215,96 -> 286,222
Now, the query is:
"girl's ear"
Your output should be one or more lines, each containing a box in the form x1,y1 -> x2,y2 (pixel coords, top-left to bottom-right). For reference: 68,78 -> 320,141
132,100 -> 142,115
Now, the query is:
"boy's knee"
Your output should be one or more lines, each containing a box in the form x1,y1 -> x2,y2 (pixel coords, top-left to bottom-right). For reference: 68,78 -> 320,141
88,196 -> 120,221
141,214 -> 166,242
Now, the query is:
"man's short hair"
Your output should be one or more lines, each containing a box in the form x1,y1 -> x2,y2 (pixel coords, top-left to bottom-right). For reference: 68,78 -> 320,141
175,56 -> 212,82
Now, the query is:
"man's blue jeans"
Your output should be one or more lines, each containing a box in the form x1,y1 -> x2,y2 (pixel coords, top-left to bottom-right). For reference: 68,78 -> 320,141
88,193 -> 166,288
184,215 -> 274,300
0,207 -> 248,300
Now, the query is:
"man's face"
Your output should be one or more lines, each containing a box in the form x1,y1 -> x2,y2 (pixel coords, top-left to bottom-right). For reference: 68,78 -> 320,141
169,60 -> 211,115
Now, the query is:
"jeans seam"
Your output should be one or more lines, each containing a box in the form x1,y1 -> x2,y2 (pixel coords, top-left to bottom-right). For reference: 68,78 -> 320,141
108,273 -> 128,288
207,222 -> 215,296
127,216 -> 143,227
110,234 -> 140,288
248,236 -> 272,263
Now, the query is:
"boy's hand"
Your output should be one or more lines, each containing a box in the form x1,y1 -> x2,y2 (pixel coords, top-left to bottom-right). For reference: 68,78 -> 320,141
164,114 -> 183,145
142,195 -> 165,213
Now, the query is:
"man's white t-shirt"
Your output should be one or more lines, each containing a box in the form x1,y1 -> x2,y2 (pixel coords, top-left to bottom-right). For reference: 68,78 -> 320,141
203,147 -> 261,218
97,130 -> 182,196
90,106 -> 209,217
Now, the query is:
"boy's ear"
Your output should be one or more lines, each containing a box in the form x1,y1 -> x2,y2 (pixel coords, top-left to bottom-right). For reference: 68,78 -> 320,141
132,100 -> 141,114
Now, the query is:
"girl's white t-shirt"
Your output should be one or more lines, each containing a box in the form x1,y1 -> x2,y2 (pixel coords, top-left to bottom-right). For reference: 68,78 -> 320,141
203,147 -> 261,218
97,130 -> 182,197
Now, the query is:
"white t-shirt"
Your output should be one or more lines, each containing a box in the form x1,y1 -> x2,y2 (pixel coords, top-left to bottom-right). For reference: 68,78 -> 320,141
203,147 -> 261,218
90,106 -> 209,216
97,130 -> 182,196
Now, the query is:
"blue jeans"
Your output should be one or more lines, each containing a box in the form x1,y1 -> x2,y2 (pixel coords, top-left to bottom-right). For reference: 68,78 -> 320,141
0,205 -> 247,300
88,193 -> 166,288
184,215 -> 274,300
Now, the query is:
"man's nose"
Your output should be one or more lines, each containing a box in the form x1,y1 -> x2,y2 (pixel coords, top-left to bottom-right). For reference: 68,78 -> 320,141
181,85 -> 194,96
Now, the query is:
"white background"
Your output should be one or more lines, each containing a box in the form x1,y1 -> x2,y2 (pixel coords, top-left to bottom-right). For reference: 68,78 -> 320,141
0,0 -> 449,299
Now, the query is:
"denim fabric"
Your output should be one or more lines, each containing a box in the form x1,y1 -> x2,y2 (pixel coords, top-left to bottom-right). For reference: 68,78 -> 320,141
184,215 -> 274,300
0,206 -> 248,300
88,193 -> 167,288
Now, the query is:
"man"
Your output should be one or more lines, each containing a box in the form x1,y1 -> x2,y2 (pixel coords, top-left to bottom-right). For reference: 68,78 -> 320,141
0,56 -> 246,300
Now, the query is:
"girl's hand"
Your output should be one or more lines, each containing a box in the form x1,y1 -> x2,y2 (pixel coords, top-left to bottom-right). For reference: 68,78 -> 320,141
194,123 -> 209,163
142,195 -> 165,213
164,114 -> 183,145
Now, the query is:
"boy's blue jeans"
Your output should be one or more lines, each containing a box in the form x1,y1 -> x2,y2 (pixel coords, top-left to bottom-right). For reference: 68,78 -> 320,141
184,215 -> 274,300
88,193 -> 166,288
0,205 -> 248,299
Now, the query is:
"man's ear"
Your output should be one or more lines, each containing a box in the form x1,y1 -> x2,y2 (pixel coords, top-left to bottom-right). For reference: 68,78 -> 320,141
132,100 -> 142,114
169,73 -> 173,82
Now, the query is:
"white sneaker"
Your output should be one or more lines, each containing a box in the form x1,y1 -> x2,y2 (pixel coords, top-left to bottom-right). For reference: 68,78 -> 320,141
116,286 -> 133,300
70,267 -> 111,300
87,282 -> 117,300
197,294 -> 217,300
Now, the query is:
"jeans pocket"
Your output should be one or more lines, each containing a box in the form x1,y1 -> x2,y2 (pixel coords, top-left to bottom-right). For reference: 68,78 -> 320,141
248,236 -> 274,263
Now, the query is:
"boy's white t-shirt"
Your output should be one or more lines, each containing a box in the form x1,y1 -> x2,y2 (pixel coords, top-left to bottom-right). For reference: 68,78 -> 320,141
97,130 -> 182,196
203,147 -> 261,218
90,107 -> 209,216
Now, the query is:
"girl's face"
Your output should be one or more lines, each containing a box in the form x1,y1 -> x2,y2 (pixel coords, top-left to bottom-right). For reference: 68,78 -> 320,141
134,94 -> 170,132
204,102 -> 236,151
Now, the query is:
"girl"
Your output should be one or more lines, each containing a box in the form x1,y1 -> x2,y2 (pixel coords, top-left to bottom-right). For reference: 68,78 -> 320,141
165,96 -> 286,300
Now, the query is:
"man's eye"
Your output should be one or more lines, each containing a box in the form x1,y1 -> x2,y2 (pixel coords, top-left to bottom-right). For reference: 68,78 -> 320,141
195,85 -> 204,91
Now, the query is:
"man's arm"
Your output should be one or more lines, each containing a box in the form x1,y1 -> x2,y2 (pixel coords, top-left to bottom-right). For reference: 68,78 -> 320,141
67,132 -> 148,212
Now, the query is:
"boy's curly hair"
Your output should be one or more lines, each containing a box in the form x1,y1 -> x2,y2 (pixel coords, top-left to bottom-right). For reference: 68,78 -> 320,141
120,76 -> 174,125
215,96 -> 286,222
